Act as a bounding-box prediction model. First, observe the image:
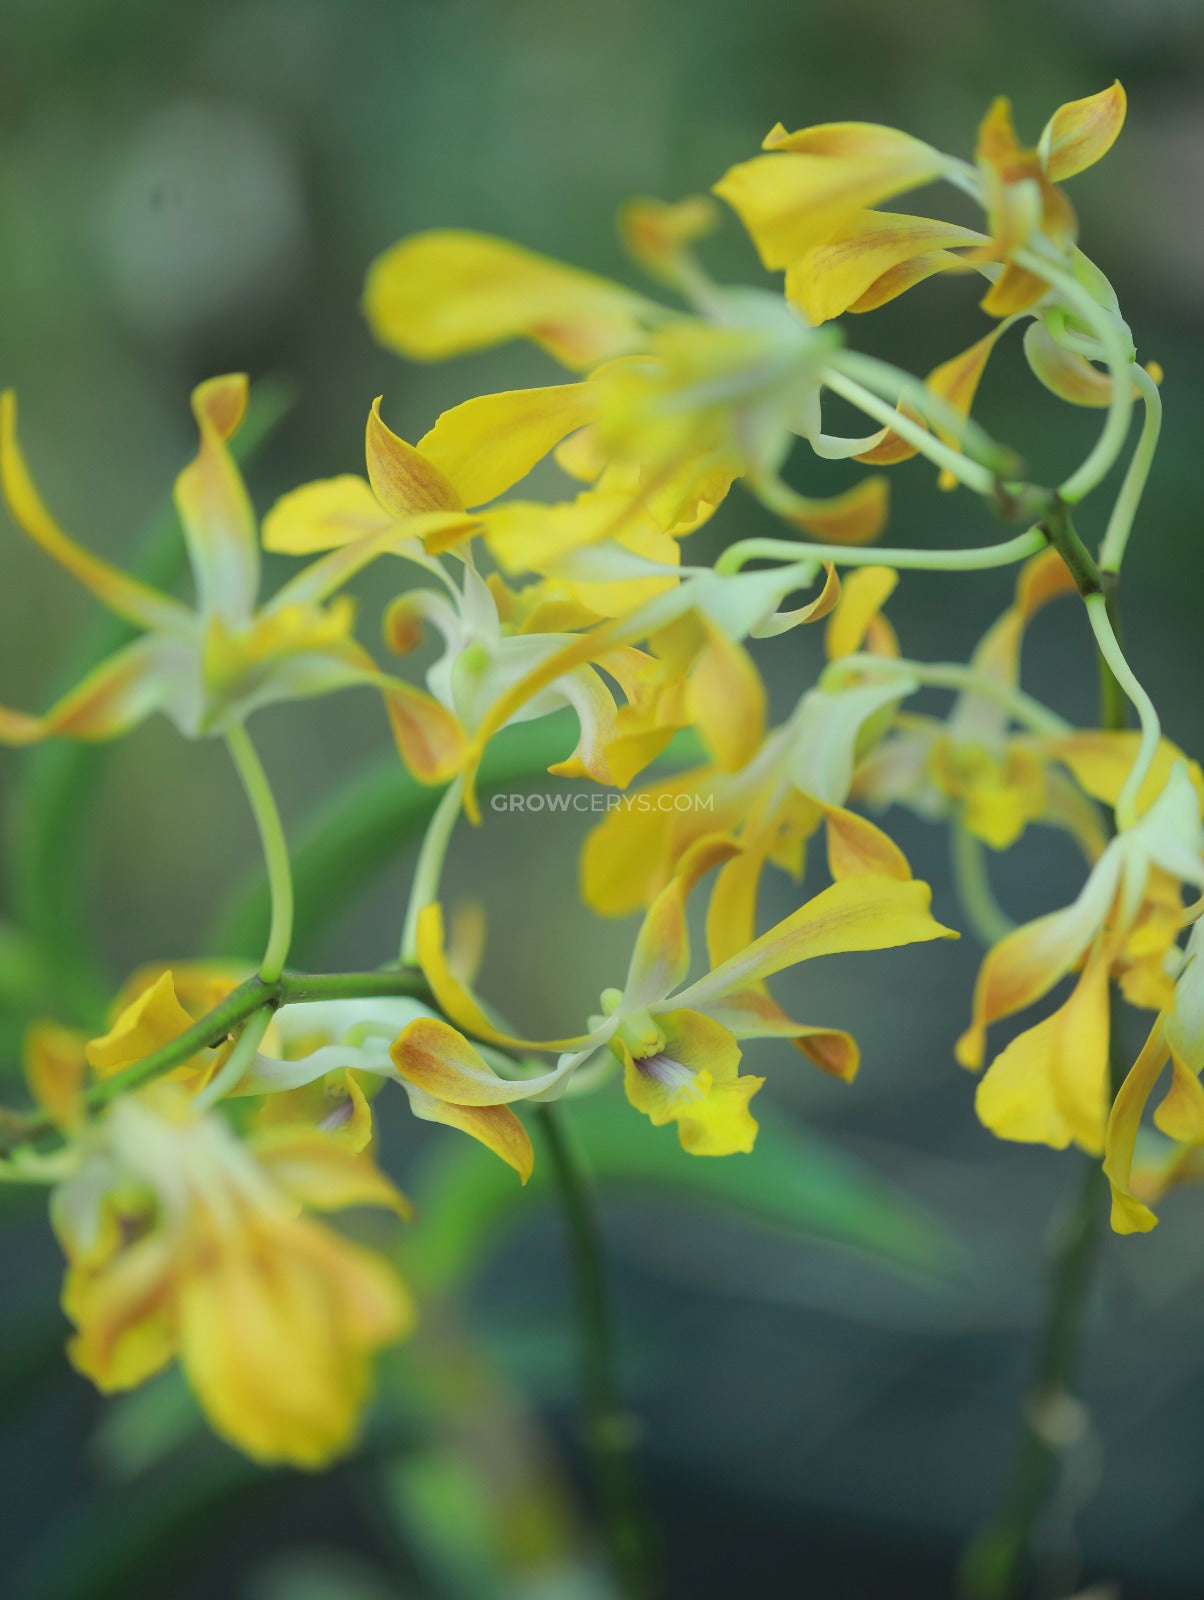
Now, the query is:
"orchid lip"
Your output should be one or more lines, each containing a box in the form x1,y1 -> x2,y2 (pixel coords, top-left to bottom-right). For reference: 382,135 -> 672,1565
633,1051 -> 698,1096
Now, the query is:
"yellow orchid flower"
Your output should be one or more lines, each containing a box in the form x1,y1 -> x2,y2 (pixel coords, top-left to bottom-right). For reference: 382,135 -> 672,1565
851,548 -> 1103,853
391,839 -> 956,1156
958,765 -> 1204,1155
24,961 -> 253,1127
726,85 -> 1126,325
362,218 -> 894,550
28,962 -> 534,1183
714,88 -> 1129,491
447,554 -> 844,819
580,615 -> 916,925
1104,917 -> 1204,1232
234,993 -> 534,1184
48,1084 -> 413,1467
0,377 -> 469,752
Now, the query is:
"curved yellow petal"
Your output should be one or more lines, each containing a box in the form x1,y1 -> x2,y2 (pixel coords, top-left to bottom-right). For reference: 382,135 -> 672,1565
402,1082 -> 534,1183
86,970 -> 196,1075
383,682 -> 467,785
364,230 -> 654,371
418,384 -> 593,510
415,907 -> 593,1052
786,210 -> 983,325
715,128 -> 944,270
824,565 -> 898,660
366,398 -> 463,517
1104,1015 -> 1169,1233
391,1014 -> 580,1102
676,875 -> 956,1012
1043,81 -> 1127,183
174,375 -> 260,621
0,391 -> 182,631
262,475 -> 393,554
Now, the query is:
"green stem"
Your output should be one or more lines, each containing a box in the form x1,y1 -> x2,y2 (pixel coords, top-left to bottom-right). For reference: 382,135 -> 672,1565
194,1007 -> 273,1112
400,775 -> 463,965
1084,592 -> 1161,828
832,347 -> 1019,477
1098,365 -> 1162,576
820,655 -> 1071,738
1013,247 -> 1135,506
0,968 -> 432,1152
822,369 -> 998,495
535,1103 -> 659,1599
715,527 -> 1047,578
225,724 -> 293,983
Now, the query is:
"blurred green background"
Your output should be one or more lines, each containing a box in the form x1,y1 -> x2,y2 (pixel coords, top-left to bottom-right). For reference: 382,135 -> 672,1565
3,0 -> 1204,1596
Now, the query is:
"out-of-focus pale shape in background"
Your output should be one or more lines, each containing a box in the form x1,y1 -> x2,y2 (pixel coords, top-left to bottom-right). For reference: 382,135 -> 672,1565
2,0 -> 1204,1596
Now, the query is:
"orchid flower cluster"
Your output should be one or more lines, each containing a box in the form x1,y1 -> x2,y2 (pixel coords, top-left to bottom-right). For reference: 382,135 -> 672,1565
0,83 -> 1196,1493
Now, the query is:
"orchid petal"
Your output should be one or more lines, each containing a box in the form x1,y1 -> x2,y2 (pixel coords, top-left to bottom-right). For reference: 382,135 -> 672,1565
364,230 -> 655,371
174,375 -> 260,622
0,392 -> 184,632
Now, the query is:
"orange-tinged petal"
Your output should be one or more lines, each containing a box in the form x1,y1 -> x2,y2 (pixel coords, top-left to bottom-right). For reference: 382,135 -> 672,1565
366,398 -> 463,517
364,230 -> 654,371
714,131 -> 944,270
403,1082 -> 534,1183
981,262 -> 1050,318
786,210 -> 984,325
174,375 -> 260,621
620,195 -> 720,281
624,834 -> 741,1009
1104,1015 -> 1169,1233
926,324 -> 1010,487
784,477 -> 889,544
1043,81 -> 1127,183
0,392 -> 183,632
1154,1052 -> 1204,1144
823,804 -> 912,881
417,384 -> 593,510
383,682 -> 466,785
955,886 -> 1110,1072
1022,321 -> 1113,408
0,636 -> 180,746
391,1015 -> 579,1102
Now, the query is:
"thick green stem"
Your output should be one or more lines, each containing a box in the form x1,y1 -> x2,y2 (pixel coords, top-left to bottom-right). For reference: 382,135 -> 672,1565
535,1103 -> 659,1599
225,724 -> 294,983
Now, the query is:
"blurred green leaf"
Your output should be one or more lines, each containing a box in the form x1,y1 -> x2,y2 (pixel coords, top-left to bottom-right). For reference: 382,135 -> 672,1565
407,1095 -> 957,1295
6,379 -> 294,1028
